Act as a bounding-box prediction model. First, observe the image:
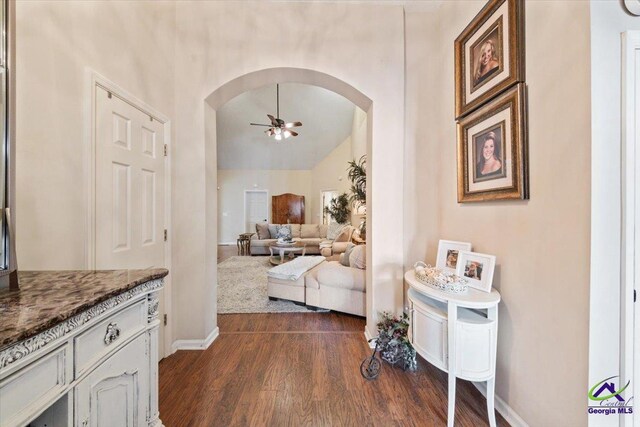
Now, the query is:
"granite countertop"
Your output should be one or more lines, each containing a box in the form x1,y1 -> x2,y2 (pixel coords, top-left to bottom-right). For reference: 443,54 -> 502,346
0,269 -> 168,351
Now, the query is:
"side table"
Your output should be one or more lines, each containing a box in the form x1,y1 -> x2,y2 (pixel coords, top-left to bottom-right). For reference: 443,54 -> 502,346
237,233 -> 255,255
404,269 -> 501,427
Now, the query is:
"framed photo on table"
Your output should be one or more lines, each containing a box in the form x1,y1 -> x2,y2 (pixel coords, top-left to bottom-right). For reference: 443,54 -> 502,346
457,83 -> 528,202
455,0 -> 524,118
435,240 -> 472,274
456,251 -> 496,293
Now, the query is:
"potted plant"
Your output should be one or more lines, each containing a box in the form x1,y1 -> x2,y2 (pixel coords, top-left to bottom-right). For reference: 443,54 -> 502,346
323,193 -> 351,224
347,155 -> 366,238
376,311 -> 417,371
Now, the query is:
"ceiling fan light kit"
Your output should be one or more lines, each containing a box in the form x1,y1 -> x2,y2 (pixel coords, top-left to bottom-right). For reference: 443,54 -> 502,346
249,83 -> 302,141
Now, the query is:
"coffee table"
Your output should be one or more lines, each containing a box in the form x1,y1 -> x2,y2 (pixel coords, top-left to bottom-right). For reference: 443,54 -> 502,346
269,241 -> 306,265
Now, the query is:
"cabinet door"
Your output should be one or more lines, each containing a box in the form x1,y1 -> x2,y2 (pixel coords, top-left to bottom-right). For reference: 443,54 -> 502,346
75,334 -> 149,427
410,302 -> 448,371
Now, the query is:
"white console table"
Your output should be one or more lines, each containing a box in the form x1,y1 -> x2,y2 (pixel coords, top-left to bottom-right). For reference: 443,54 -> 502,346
405,270 -> 501,427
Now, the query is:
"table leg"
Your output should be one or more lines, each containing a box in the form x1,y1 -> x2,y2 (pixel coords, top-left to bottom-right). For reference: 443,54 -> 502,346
279,248 -> 285,264
447,303 -> 457,427
487,377 -> 496,427
237,239 -> 241,255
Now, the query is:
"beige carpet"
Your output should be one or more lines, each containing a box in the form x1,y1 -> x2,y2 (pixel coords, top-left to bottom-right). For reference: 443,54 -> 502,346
217,256 -> 326,314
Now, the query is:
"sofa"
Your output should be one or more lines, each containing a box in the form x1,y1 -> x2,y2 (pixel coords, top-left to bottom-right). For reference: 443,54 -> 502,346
266,244 -> 367,317
251,223 -> 355,257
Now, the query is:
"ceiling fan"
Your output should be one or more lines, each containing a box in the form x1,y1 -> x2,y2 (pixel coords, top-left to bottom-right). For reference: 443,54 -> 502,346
250,83 -> 302,141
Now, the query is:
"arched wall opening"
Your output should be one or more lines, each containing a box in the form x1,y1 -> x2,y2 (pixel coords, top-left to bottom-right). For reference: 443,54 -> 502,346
203,67 -> 402,336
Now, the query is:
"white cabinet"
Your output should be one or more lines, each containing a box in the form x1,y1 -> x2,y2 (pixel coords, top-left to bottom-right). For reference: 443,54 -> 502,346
75,333 -> 149,427
405,271 -> 501,427
0,278 -> 164,427
410,297 -> 448,371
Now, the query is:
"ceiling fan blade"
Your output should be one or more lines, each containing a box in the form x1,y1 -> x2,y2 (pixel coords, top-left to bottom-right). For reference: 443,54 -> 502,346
250,123 -> 272,127
267,114 -> 278,126
287,130 -> 298,137
284,121 -> 302,128
276,118 -> 285,126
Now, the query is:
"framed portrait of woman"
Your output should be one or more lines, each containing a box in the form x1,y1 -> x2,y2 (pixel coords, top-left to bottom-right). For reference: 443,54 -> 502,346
454,0 -> 524,118
457,83 -> 528,202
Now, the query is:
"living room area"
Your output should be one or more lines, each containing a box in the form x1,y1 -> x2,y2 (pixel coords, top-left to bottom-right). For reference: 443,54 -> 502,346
216,82 -> 368,318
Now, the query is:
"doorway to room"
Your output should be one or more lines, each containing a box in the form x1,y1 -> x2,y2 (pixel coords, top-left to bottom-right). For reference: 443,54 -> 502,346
213,77 -> 368,321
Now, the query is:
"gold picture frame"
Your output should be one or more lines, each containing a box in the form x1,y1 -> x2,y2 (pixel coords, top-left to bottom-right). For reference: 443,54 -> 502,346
457,83 -> 528,202
455,0 -> 524,118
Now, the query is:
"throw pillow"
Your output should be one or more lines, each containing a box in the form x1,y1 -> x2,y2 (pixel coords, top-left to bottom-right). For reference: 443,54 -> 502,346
341,243 -> 356,267
334,226 -> 353,243
255,223 -> 270,239
349,245 -> 366,270
301,224 -> 320,238
326,223 -> 345,240
290,224 -> 302,238
319,224 -> 328,238
268,224 -> 279,239
275,224 -> 292,240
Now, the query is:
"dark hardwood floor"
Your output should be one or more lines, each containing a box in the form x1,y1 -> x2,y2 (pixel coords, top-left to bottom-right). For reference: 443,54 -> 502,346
158,246 -> 509,426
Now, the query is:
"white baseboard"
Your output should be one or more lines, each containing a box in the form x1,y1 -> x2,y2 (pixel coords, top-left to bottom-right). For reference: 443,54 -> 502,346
473,382 -> 528,427
364,324 -> 376,348
217,242 -> 236,246
171,327 -> 219,352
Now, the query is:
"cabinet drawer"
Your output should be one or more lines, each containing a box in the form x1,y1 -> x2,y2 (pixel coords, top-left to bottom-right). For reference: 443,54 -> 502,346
0,343 -> 70,427
75,333 -> 149,427
75,299 -> 146,377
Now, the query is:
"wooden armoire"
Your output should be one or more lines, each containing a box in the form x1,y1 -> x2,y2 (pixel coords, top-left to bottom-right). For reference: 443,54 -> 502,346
272,193 -> 305,224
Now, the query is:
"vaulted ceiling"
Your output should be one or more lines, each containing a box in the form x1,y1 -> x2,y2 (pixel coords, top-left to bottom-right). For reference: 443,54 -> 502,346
216,83 -> 356,170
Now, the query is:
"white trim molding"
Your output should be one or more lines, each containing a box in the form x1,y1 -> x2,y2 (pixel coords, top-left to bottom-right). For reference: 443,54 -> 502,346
171,327 -> 219,353
621,30 -> 640,427
473,382 -> 529,427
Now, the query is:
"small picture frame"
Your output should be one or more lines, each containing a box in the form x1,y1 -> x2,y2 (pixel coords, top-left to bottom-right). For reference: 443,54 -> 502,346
454,0 -> 524,118
456,251 -> 496,293
457,83 -> 528,202
435,240 -> 472,273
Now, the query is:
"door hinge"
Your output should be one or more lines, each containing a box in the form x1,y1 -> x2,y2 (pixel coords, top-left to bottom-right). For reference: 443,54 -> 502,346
163,314 -> 168,326
107,91 -> 112,99
164,144 -> 168,157
634,289 -> 637,303
164,229 -> 168,242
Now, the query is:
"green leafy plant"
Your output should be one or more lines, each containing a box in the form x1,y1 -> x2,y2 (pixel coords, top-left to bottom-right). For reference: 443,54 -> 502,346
347,155 -> 366,237
323,193 -> 351,224
347,155 -> 366,208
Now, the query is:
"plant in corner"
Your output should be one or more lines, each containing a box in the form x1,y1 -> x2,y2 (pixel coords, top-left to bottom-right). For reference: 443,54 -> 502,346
323,193 -> 351,224
376,311 -> 417,371
347,155 -> 366,237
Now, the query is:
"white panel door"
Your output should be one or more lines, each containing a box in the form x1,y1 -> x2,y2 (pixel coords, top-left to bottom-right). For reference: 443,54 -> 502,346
245,191 -> 268,232
95,87 -> 166,356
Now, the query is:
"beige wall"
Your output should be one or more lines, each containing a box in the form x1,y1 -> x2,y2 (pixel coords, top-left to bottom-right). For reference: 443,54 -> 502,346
309,137 -> 352,224
175,1 -> 405,342
217,169 -> 313,243
405,2 -> 591,425
351,107 -> 367,161
15,1 -> 176,270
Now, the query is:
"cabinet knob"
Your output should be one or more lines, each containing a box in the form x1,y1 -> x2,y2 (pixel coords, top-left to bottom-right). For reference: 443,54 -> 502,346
82,419 -> 89,427
104,322 -> 121,345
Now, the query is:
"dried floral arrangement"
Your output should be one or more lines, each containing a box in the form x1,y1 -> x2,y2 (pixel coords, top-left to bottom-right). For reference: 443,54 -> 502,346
376,311 -> 417,371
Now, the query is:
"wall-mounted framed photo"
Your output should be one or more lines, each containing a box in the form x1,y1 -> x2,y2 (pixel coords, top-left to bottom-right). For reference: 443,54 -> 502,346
455,0 -> 524,118
456,251 -> 496,293
457,83 -> 528,202
435,239 -> 472,274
